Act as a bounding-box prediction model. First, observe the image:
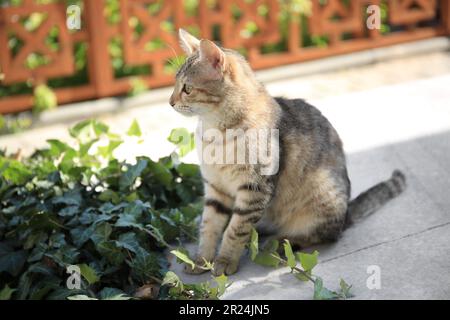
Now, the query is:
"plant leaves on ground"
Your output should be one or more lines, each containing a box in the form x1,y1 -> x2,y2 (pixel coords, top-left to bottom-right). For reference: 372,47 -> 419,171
0,119 -> 224,300
249,229 -> 353,300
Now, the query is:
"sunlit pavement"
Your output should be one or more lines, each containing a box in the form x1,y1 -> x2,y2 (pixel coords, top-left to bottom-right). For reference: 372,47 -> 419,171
172,73 -> 450,299
2,52 -> 450,299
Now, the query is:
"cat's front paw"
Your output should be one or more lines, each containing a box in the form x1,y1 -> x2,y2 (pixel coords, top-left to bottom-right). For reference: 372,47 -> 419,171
213,256 -> 239,276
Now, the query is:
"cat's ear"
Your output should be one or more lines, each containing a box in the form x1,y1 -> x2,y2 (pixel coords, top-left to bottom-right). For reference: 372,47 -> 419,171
178,29 -> 200,55
199,39 -> 225,79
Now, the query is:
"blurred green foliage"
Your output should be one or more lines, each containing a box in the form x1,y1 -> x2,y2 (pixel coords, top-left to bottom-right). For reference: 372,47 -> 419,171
0,114 -> 33,135
33,84 -> 57,113
0,120 -> 226,300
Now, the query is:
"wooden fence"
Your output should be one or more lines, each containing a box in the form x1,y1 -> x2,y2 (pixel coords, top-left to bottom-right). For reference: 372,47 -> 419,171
1,0 -> 449,114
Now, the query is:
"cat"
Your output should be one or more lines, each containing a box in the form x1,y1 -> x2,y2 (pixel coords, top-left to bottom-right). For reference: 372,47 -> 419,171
169,29 -> 406,276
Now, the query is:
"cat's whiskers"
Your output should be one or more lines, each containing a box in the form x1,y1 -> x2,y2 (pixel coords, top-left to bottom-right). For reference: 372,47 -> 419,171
165,43 -> 183,69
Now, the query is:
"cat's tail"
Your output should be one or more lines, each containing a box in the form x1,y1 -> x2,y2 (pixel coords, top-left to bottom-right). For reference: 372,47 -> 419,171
345,170 -> 406,227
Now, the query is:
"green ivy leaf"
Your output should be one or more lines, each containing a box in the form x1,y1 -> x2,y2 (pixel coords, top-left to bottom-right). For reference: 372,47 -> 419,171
77,264 -> 100,285
69,119 -> 92,140
79,139 -> 99,157
90,222 -> 113,244
0,243 -> 27,277
283,240 -> 296,269
170,249 -> 195,270
114,233 -> 141,254
127,119 -> 142,137
148,160 -> 173,189
98,189 -> 120,203
249,232 -> 281,267
214,274 -> 229,297
253,252 -> 280,268
97,140 -> 122,159
70,225 -> 96,247
119,159 -> 148,190
176,163 -> 200,177
162,271 -> 183,289
0,157 -> 32,185
95,241 -> 125,266
45,245 -> 79,267
127,250 -> 162,282
0,285 -> 16,300
313,277 -> 339,300
249,228 -> 259,260
92,121 -> 109,136
115,214 -> 137,228
296,250 -> 319,272
167,128 -> 195,157
167,128 -> 189,145
69,120 -> 108,143
339,278 -> 353,299
145,224 -> 170,247
47,139 -> 75,157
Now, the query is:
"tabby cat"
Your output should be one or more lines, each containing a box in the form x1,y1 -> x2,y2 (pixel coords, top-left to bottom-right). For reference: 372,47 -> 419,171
169,29 -> 406,276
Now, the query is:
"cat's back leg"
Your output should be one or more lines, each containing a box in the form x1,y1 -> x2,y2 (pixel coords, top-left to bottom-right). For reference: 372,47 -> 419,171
274,167 -> 349,249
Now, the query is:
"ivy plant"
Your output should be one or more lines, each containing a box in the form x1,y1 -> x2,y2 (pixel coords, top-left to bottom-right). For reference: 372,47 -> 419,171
0,119 -> 224,300
249,228 -> 353,300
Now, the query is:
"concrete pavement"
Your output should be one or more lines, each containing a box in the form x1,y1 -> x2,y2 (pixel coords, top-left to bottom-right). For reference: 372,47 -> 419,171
171,74 -> 450,300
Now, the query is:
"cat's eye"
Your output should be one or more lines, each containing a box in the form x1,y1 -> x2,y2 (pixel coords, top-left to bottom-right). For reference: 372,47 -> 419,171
183,84 -> 193,95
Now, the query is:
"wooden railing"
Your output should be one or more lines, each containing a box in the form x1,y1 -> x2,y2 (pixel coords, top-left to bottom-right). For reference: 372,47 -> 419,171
1,0 -> 449,114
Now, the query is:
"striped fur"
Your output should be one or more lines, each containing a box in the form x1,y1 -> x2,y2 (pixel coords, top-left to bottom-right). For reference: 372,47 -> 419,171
171,29 -> 406,276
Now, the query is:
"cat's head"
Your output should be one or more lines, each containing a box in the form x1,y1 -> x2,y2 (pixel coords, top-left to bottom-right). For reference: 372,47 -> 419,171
169,29 -> 256,121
